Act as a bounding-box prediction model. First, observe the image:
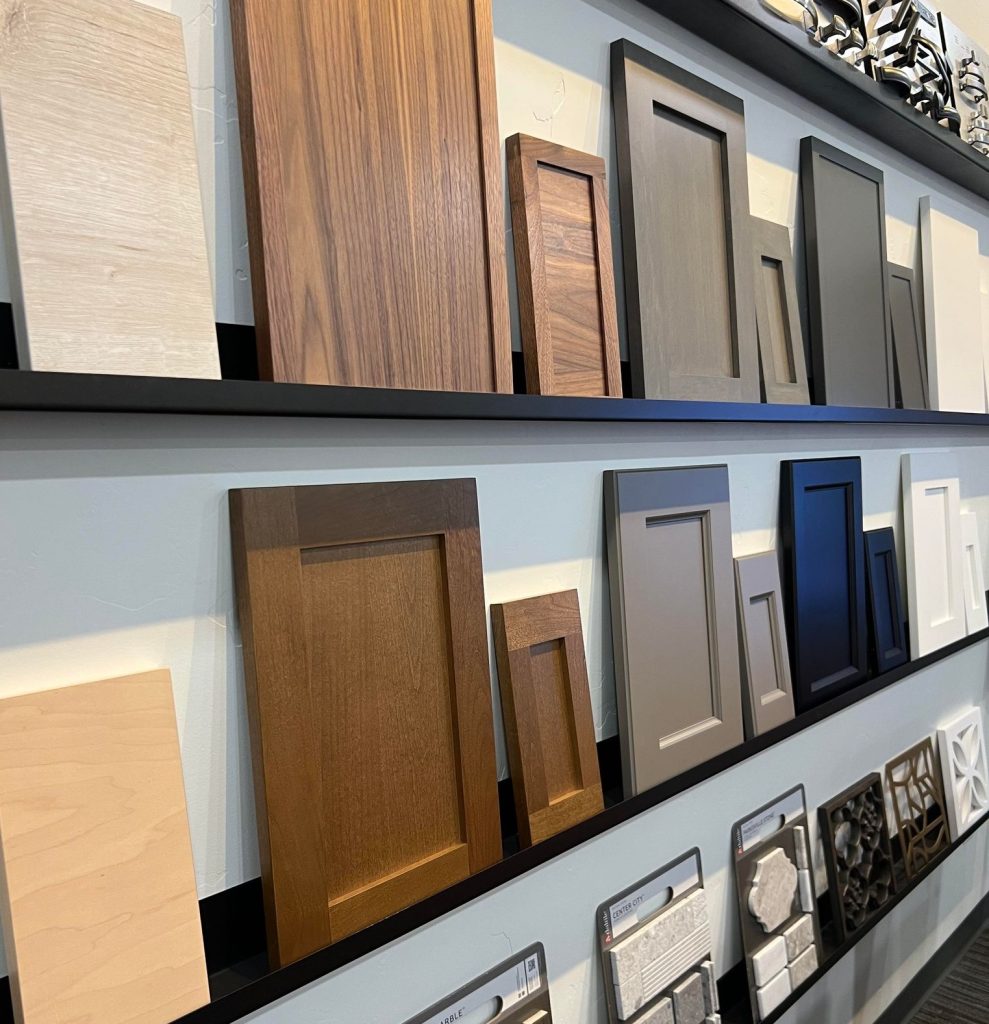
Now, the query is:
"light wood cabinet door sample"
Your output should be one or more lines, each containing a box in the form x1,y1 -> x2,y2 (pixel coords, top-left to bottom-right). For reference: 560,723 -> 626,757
507,135 -> 622,398
920,198 -> 986,413
780,458 -> 867,711
800,138 -> 894,408
901,452 -> 966,657
888,264 -> 929,410
606,466 -> 744,795
491,590 -> 603,846
0,0 -> 219,379
230,479 -> 501,966
611,40 -> 759,402
231,0 -> 510,392
0,671 -> 208,1024
752,217 -> 809,405
734,552 -> 796,737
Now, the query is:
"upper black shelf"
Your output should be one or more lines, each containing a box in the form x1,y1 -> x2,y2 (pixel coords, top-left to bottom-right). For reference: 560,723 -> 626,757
641,0 -> 989,202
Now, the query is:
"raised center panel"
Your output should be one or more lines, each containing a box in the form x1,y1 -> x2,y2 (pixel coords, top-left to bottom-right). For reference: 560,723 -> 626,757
528,639 -> 582,802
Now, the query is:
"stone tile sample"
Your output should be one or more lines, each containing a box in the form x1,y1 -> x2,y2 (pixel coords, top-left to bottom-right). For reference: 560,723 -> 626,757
751,935 -> 788,987
794,825 -> 809,869
787,945 -> 819,989
638,998 -> 674,1024
798,869 -> 814,912
701,959 -> 719,1012
672,972 -> 706,1024
783,915 -> 814,961
756,968 -> 792,1019
748,848 -> 798,932
706,1017 -> 722,1024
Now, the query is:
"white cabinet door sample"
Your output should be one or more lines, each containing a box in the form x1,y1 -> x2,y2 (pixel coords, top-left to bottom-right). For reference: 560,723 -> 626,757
961,513 -> 989,634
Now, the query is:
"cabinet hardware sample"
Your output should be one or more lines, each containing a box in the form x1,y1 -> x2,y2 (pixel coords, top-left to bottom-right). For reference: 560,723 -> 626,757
936,707 -> 989,840
885,738 -> 949,878
863,528 -> 908,674
887,264 -> 929,409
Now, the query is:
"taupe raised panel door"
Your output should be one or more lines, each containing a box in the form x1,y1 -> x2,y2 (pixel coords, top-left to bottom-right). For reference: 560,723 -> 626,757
606,466 -> 745,795
611,39 -> 759,403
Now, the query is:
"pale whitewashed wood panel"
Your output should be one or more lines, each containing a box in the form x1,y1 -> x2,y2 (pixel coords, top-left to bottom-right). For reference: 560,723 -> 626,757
0,0 -> 219,377
961,512 -> 988,634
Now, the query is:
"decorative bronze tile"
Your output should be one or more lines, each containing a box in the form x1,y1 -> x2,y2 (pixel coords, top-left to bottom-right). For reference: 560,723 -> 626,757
885,739 -> 950,879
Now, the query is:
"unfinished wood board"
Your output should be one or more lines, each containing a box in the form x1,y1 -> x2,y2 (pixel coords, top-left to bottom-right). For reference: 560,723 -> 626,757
230,479 -> 501,966
885,738 -> 949,879
751,218 -> 809,405
0,670 -> 209,1024
887,264 -> 929,410
231,0 -> 510,391
961,512 -> 988,634
611,39 -> 759,402
0,0 -> 219,379
606,465 -> 744,795
507,135 -> 621,398
491,590 -> 603,847
920,198 -> 986,413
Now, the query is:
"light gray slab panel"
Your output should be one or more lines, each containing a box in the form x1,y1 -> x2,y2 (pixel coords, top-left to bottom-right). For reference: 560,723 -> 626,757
787,945 -> 819,989
701,960 -> 719,1012
606,466 -> 745,795
755,969 -> 792,1020
672,972 -> 706,1024
638,997 -> 674,1024
611,40 -> 759,402
734,552 -> 796,737
888,263 -> 930,410
751,936 -> 787,987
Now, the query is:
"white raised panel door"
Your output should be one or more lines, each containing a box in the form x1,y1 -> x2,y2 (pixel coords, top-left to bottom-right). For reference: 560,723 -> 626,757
901,452 -> 966,657
920,198 -> 986,413
961,512 -> 989,634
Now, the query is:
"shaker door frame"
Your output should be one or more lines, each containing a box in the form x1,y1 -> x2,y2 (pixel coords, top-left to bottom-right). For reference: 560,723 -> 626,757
863,527 -> 909,674
887,263 -> 930,410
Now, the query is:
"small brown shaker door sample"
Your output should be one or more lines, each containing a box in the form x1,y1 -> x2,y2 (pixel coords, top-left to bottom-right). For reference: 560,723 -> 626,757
492,590 -> 604,846
507,134 -> 622,397
231,0 -> 511,392
230,479 -> 502,966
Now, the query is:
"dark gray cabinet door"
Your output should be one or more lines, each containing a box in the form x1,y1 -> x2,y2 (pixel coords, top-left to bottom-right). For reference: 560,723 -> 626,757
887,263 -> 929,410
606,465 -> 745,795
800,137 -> 894,408
611,39 -> 759,403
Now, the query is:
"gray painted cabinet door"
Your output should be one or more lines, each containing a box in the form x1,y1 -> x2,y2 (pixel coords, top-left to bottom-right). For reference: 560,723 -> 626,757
606,465 -> 745,795
887,263 -> 929,410
611,39 -> 759,403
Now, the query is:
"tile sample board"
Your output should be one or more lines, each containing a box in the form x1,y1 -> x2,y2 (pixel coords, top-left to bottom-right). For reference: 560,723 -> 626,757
901,452 -> 966,657
0,0 -> 219,379
611,40 -> 759,402
491,590 -> 604,846
734,552 -> 796,736
886,738 -> 949,879
230,479 -> 501,966
751,218 -> 810,404
920,198 -> 986,413
961,512 -> 989,634
0,671 -> 209,1024
863,528 -> 908,675
800,137 -> 894,408
507,135 -> 622,397
231,0 -> 511,391
780,458 -> 867,711
606,466 -> 744,795
937,707 -> 989,840
887,264 -> 929,410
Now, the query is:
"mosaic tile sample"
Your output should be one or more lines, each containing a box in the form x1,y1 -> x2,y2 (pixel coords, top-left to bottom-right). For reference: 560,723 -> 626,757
749,849 -> 798,932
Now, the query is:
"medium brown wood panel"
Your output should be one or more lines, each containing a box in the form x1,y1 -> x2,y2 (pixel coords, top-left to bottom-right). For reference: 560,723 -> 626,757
507,135 -> 621,397
230,479 -> 501,966
231,0 -> 511,392
492,591 -> 603,845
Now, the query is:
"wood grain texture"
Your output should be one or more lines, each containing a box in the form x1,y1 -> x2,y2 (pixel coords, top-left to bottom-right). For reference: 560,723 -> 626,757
0,670 -> 208,1024
507,135 -> 621,397
491,590 -> 603,846
230,0 -> 511,392
230,479 -> 501,966
0,0 -> 219,379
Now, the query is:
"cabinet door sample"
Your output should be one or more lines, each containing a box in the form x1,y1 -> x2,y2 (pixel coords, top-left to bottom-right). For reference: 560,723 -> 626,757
606,466 -> 744,795
230,479 -> 501,966
491,590 -> 603,846
611,40 -> 759,402
0,671 -> 209,1024
231,0 -> 511,392
752,218 -> 810,405
901,453 -> 966,657
888,264 -> 929,410
920,198 -> 986,413
863,528 -> 908,675
961,512 -> 988,634
800,138 -> 894,408
734,552 -> 796,737
0,0 -> 219,379
780,458 -> 867,710
507,135 -> 621,398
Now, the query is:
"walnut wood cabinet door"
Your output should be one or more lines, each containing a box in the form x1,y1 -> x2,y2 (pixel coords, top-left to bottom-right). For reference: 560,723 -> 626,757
230,479 -> 501,966
611,40 -> 759,402
888,263 -> 929,410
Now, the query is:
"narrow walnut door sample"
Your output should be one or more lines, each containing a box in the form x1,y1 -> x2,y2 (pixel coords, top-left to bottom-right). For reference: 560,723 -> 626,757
0,0 -> 219,379
507,135 -> 621,397
491,590 -> 604,846
0,671 -> 209,1024
230,0 -> 511,391
230,479 -> 501,966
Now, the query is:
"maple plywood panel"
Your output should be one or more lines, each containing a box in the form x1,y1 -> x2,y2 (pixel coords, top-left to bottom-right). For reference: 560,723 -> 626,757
0,0 -> 219,379
0,671 -> 209,1024
231,0 -> 510,392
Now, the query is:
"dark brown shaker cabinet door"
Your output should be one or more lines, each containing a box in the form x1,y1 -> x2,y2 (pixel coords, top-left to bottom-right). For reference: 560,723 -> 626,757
611,39 -> 759,403
230,479 -> 501,967
230,0 -> 511,393
800,137 -> 895,408
887,263 -> 930,410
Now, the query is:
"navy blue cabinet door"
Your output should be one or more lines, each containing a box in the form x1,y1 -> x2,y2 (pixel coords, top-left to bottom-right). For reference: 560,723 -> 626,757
864,528 -> 909,675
